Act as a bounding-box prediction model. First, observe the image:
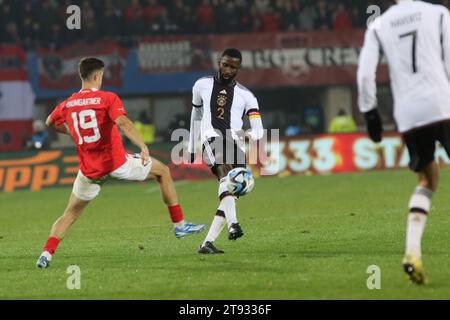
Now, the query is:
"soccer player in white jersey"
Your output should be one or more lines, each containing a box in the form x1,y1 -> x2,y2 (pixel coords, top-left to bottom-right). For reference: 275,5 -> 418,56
188,48 -> 264,254
358,0 -> 450,284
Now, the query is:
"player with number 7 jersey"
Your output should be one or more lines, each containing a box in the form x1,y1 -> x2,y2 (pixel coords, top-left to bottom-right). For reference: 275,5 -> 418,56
358,0 -> 450,284
36,57 -> 206,269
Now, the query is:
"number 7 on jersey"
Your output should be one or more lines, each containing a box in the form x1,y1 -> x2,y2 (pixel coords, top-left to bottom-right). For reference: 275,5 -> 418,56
399,30 -> 418,73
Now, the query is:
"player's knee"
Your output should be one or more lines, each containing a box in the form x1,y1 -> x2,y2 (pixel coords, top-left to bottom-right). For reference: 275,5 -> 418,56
149,160 -> 171,180
154,163 -> 171,181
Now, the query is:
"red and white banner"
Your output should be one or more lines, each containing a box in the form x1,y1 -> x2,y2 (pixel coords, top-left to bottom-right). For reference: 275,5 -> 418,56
211,30 -> 389,87
138,30 -> 389,87
37,41 -> 127,89
0,45 -> 27,81
0,45 -> 34,151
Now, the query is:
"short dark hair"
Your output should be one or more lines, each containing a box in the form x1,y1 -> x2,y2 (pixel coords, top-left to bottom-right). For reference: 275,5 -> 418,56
221,48 -> 242,62
78,57 -> 105,80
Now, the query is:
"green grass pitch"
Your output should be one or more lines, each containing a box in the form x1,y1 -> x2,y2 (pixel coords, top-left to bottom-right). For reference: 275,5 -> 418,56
1,169 -> 450,299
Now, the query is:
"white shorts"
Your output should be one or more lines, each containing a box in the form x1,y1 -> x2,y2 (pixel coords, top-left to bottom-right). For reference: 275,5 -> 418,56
72,154 -> 153,201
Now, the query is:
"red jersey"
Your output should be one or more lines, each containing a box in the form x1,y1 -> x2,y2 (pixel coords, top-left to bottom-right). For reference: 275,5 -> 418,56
50,88 -> 127,179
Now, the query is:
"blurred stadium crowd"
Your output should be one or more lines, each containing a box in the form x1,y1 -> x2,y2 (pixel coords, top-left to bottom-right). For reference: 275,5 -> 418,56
3,0 -> 448,50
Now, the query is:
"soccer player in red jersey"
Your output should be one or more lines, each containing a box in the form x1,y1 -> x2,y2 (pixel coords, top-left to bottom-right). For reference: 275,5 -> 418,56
36,57 -> 206,268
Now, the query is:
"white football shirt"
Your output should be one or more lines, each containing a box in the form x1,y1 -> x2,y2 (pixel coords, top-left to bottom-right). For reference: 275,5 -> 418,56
191,76 -> 260,143
358,0 -> 450,132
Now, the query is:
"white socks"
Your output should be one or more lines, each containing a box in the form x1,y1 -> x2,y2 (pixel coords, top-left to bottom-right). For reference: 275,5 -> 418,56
42,251 -> 52,261
202,178 -> 238,246
405,186 -> 433,259
222,196 -> 237,226
406,213 -> 427,259
203,214 -> 226,245
219,178 -> 237,226
174,220 -> 185,228
407,186 -> 432,213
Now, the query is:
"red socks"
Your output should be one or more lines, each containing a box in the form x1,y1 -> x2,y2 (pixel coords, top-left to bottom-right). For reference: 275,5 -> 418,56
168,204 -> 184,223
43,236 -> 60,254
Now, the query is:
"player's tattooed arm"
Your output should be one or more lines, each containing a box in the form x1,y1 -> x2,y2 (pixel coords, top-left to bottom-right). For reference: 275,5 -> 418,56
115,115 -> 150,165
45,116 -> 70,135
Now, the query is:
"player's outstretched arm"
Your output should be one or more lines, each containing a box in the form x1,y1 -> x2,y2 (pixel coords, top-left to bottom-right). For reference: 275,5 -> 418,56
45,115 -> 70,135
115,115 -> 150,165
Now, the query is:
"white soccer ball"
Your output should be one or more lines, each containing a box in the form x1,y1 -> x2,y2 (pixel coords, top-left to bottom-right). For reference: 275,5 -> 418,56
226,167 -> 255,197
